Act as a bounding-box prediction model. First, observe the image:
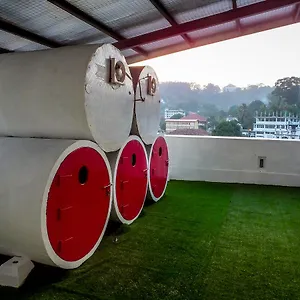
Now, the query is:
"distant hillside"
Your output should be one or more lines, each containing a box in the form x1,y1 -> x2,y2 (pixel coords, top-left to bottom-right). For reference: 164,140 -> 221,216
160,82 -> 273,112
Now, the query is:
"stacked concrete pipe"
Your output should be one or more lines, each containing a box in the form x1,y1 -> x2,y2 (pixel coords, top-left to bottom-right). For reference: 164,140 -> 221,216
129,66 -> 161,145
129,66 -> 169,202
0,44 -> 134,152
0,47 -> 167,272
146,135 -> 169,202
107,136 -> 148,224
0,139 -> 112,269
0,44 -> 134,269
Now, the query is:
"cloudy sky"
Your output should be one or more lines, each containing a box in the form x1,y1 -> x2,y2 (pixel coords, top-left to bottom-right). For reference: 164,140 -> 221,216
133,22 -> 300,88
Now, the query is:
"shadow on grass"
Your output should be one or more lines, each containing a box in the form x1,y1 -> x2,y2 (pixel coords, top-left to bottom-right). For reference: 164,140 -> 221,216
104,221 -> 131,237
143,194 -> 167,207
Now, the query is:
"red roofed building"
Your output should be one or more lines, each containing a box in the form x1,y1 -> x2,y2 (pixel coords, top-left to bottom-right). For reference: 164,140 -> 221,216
166,113 -> 207,133
169,128 -> 209,136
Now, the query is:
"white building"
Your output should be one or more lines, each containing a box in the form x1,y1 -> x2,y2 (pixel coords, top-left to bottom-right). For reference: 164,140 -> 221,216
253,113 -> 300,139
166,113 -> 207,133
164,109 -> 185,119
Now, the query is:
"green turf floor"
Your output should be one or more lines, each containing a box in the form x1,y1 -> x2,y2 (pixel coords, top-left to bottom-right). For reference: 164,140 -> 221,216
1,181 -> 300,300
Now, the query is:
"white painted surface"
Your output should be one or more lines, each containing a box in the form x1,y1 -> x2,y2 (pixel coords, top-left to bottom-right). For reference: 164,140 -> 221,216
130,66 -> 160,145
107,135 -> 148,224
166,135 -> 300,187
0,138 -> 112,269
0,44 -> 133,152
0,256 -> 34,288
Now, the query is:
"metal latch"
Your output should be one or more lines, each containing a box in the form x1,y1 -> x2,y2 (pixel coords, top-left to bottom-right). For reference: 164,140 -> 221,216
103,183 -> 112,196
109,58 -> 126,85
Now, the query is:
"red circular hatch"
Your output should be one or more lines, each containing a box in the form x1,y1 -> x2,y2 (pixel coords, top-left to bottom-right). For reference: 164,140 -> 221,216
149,136 -> 169,199
115,139 -> 148,222
46,147 -> 111,262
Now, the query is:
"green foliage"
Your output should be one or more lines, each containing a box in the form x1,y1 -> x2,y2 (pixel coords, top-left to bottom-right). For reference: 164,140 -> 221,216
207,116 -> 219,130
160,82 -> 273,112
238,103 -> 254,129
228,105 -> 239,118
268,77 -> 300,114
212,120 -> 242,137
161,77 -> 300,129
273,77 -> 300,106
159,118 -> 166,131
170,113 -> 184,119
247,100 -> 266,114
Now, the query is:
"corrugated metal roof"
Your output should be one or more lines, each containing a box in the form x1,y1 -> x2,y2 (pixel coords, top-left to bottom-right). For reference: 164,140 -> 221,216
166,0 -> 233,23
0,0 -> 299,61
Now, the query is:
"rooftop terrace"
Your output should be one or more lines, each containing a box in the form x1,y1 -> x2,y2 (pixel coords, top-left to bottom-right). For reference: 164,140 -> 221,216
1,180 -> 300,299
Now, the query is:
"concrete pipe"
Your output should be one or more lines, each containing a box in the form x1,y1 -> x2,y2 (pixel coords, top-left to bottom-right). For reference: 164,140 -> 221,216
130,66 -> 161,145
0,138 -> 112,269
147,136 -> 169,202
107,136 -> 148,224
0,44 -> 133,152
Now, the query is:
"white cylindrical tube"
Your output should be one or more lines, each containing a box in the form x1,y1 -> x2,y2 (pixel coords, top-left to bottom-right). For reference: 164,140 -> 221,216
146,135 -> 169,202
0,138 -> 112,269
0,44 -> 133,152
130,66 -> 161,145
107,136 -> 148,225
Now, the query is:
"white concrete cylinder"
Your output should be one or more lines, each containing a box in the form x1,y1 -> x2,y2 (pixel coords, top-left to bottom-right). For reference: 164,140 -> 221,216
0,44 -> 134,152
130,66 -> 161,145
107,136 -> 148,224
0,138 -> 112,269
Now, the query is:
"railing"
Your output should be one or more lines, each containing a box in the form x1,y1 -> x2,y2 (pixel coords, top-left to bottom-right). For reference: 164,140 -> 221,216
166,135 -> 300,187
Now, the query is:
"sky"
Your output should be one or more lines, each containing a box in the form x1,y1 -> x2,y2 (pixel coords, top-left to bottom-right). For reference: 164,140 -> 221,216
133,22 -> 300,88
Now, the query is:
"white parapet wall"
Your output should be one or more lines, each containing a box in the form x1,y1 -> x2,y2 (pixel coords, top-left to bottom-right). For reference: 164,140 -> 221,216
166,135 -> 300,187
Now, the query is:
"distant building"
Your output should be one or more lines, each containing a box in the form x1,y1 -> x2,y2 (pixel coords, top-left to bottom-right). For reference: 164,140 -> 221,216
168,128 -> 209,136
164,109 -> 185,119
253,113 -> 300,139
166,113 -> 207,133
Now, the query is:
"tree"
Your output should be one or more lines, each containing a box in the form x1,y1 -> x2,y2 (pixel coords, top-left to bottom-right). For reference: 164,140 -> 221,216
170,113 -> 184,119
272,77 -> 300,106
267,94 -> 288,113
212,120 -> 242,137
228,105 -> 239,118
238,103 -> 254,129
159,118 -> 166,131
207,116 -> 219,130
159,81 -> 273,111
248,100 -> 266,115
203,83 -> 221,94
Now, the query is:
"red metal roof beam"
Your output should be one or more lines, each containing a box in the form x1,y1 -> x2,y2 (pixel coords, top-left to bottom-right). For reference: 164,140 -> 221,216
115,0 -> 300,50
149,0 -> 193,45
294,3 -> 300,21
232,0 -> 242,33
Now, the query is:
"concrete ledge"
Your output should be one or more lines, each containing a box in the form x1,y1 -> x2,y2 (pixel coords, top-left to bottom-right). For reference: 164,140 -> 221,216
166,135 -> 300,187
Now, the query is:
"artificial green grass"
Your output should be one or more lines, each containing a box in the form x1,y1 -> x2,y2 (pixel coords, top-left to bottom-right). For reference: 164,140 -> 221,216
1,181 -> 300,300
